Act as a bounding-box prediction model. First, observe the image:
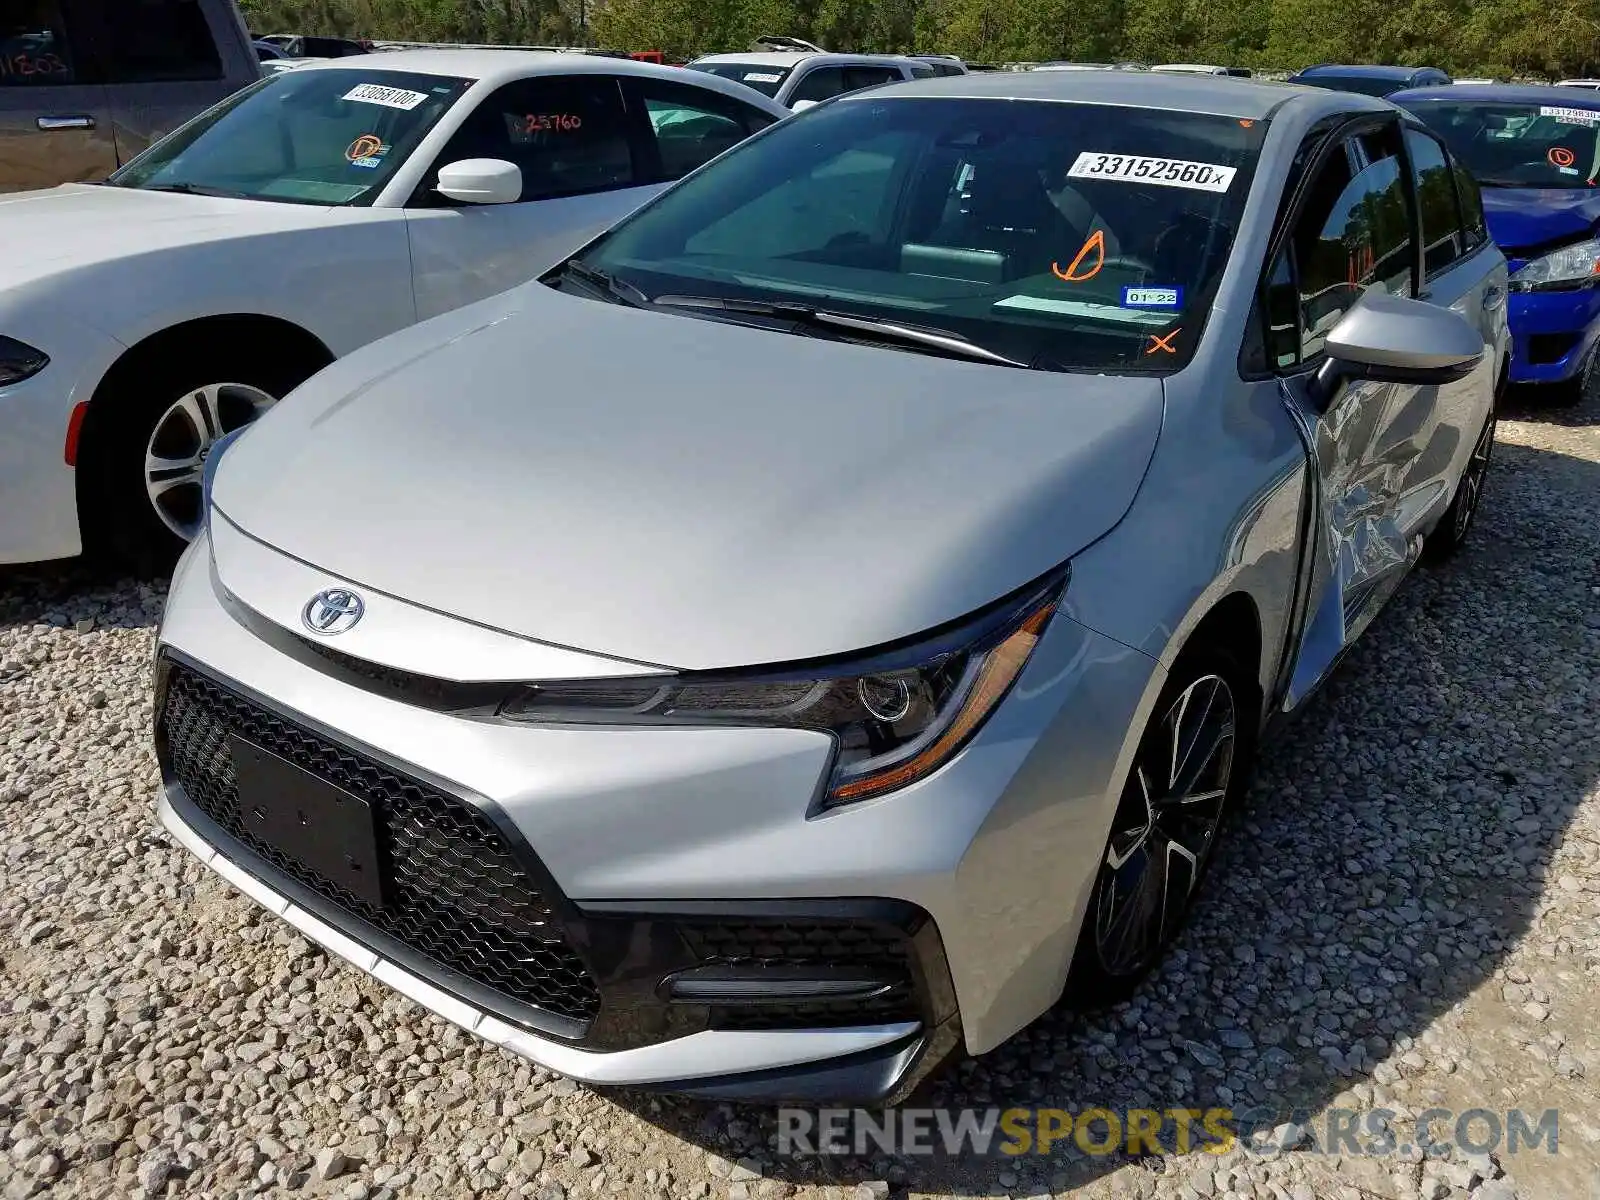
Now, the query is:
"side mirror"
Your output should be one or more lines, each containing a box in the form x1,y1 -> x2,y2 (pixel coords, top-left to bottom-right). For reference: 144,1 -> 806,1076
436,158 -> 522,205
789,99 -> 819,112
1312,290 -> 1484,406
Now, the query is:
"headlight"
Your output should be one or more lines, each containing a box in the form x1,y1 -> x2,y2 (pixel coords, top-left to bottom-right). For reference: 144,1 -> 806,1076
1509,237 -> 1600,291
499,573 -> 1065,807
0,336 -> 49,386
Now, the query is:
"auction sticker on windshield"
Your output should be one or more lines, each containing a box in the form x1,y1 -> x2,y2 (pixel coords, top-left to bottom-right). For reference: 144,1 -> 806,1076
343,83 -> 429,111
1540,105 -> 1600,125
744,72 -> 783,82
1068,153 -> 1236,193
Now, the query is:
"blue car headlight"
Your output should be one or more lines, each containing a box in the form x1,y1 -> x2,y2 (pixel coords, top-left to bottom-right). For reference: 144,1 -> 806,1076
1509,237 -> 1600,292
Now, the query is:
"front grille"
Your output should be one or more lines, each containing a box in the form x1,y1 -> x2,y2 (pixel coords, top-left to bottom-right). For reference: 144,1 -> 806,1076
681,919 -> 921,1030
158,662 -> 601,1026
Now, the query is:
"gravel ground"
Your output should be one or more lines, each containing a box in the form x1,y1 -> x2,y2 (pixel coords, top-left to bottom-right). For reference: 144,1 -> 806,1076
1,387 -> 1597,1200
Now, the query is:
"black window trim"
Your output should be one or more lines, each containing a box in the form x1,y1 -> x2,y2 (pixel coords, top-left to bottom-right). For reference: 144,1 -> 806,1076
407,74 -> 642,209
1244,112 -> 1416,381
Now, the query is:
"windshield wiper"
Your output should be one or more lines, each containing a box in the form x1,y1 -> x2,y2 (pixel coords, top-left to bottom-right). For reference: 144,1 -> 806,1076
650,295 -> 1032,369
559,259 -> 650,307
141,182 -> 251,199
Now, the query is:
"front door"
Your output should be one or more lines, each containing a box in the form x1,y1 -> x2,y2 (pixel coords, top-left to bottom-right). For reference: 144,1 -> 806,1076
0,0 -> 115,192
1269,119 -> 1470,707
405,73 -> 663,320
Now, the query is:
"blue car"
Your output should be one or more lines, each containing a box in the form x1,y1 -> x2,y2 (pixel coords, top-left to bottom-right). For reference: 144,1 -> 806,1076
1287,64 -> 1452,98
1396,84 -> 1600,402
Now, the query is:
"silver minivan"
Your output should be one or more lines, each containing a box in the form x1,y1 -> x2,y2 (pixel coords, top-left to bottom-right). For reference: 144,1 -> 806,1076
1,0 -> 260,192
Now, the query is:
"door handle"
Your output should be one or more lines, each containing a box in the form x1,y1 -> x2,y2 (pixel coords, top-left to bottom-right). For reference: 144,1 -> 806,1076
37,115 -> 95,131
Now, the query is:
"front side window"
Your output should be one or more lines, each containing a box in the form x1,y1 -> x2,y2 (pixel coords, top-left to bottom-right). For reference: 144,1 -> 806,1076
108,69 -> 471,205
1291,130 -> 1414,357
685,62 -> 792,99
633,79 -> 774,180
1405,128 -> 1467,275
1,0 -> 75,86
574,97 -> 1267,374
1400,98 -> 1600,188
789,67 -> 849,105
424,75 -> 634,202
102,0 -> 222,83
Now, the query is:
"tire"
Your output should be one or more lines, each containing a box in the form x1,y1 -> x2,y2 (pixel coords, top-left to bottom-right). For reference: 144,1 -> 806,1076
1064,646 -> 1257,1010
1423,410 -> 1495,564
79,346 -> 320,573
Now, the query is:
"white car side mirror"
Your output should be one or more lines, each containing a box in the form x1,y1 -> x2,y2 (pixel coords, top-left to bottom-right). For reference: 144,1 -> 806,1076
789,99 -> 819,112
436,159 -> 522,205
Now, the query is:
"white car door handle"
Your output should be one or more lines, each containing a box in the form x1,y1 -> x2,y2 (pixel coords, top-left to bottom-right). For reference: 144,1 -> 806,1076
37,115 -> 95,131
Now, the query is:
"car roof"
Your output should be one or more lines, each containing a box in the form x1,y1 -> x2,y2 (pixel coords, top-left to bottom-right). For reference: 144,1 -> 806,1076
1293,63 -> 1433,80
295,47 -> 692,84
842,68 -> 1379,120
1393,82 -> 1600,106
689,51 -> 912,68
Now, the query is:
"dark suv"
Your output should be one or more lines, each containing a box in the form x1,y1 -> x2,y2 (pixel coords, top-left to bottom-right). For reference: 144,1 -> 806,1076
1,0 -> 260,192
1286,63 -> 1452,97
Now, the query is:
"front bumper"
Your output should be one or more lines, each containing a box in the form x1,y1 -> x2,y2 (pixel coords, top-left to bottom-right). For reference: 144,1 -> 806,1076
0,368 -> 86,564
1506,284 -> 1600,384
153,530 -> 1158,1099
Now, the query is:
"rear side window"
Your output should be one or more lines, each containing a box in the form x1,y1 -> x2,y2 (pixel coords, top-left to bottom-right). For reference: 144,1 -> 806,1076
1405,128 -> 1467,276
633,78 -> 774,181
1,1 -> 76,86
101,0 -> 222,83
426,75 -> 636,202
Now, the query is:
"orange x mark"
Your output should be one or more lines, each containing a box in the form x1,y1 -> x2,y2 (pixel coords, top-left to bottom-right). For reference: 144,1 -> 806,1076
1146,328 -> 1181,355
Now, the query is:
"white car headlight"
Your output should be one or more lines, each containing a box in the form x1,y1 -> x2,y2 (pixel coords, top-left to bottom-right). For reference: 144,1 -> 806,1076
1509,237 -> 1600,291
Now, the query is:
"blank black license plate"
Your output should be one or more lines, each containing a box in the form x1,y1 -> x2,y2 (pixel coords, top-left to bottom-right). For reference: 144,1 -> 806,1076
231,735 -> 386,909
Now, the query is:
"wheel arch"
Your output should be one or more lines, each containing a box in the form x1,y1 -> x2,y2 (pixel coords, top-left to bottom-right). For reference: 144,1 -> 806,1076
73,313 -> 335,559
1162,589 -> 1268,730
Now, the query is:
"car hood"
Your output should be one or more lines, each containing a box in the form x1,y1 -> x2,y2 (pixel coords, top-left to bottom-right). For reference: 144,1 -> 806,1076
0,184 -> 355,287
213,287 -> 1164,671
1482,186 -> 1600,257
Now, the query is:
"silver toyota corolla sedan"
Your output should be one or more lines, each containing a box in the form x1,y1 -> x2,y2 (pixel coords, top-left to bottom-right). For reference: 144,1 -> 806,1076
153,71 -> 1508,1103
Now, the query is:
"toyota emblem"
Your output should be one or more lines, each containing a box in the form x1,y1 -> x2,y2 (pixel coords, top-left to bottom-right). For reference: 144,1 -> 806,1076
302,588 -> 364,636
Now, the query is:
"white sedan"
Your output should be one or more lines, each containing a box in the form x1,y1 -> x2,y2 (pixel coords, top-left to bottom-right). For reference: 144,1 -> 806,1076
0,50 -> 786,567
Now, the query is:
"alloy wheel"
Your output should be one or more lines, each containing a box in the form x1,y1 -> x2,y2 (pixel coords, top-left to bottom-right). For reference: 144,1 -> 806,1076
1092,673 -> 1236,978
1451,415 -> 1496,544
143,382 -> 276,541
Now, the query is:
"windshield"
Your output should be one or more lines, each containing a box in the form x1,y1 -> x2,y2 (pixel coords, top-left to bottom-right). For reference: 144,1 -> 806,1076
1296,74 -> 1402,98
1401,100 -> 1600,188
687,62 -> 792,98
107,68 -> 471,205
569,97 -> 1265,374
